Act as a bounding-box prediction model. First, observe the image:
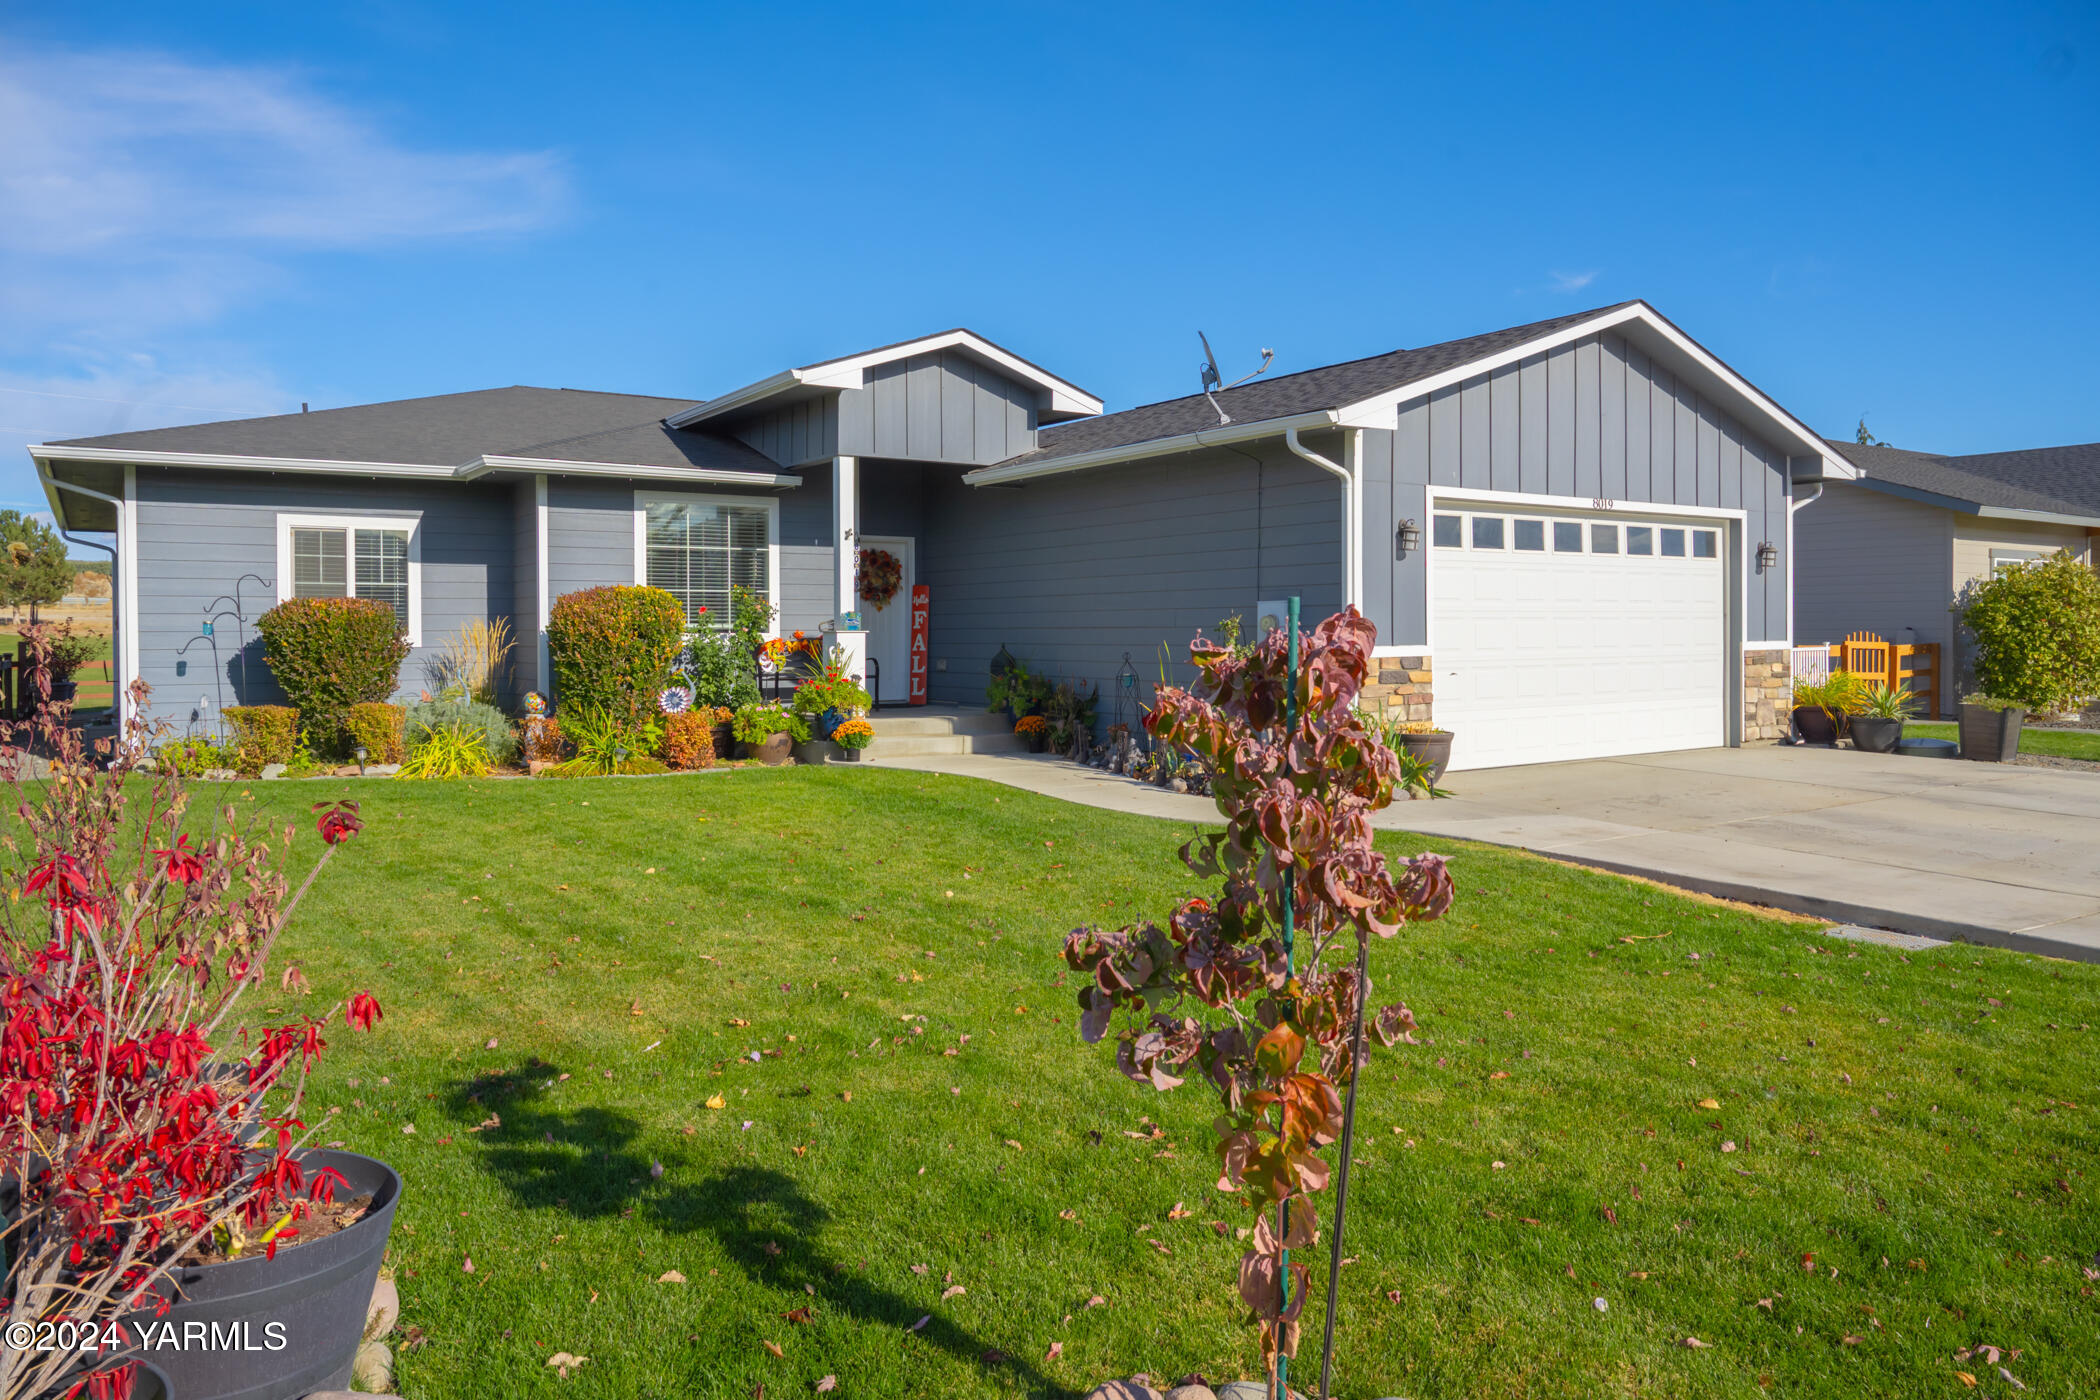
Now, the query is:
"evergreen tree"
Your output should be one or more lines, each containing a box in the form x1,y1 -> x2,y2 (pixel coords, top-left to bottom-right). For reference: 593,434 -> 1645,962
0,512 -> 77,615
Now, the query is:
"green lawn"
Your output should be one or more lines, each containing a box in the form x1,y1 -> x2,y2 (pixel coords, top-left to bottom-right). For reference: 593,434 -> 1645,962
1908,721 -> 2100,761
0,627 -> 113,709
199,769 -> 2097,1398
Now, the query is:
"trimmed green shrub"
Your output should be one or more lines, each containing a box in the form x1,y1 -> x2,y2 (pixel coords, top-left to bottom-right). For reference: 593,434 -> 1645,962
547,585 -> 686,730
224,704 -> 298,773
406,697 -> 517,764
1962,550 -> 2100,712
345,702 -> 406,764
256,597 -> 410,753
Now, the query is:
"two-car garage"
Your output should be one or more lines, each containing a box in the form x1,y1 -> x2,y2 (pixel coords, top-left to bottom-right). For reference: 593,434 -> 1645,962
1428,499 -> 1733,770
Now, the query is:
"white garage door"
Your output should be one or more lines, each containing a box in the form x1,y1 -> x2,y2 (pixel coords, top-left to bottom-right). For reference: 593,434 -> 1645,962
1431,505 -> 1728,771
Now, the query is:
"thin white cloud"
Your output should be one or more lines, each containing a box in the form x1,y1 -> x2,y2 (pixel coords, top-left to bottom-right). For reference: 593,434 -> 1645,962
0,41 -> 568,348
0,360 -> 294,445
1549,269 -> 1601,294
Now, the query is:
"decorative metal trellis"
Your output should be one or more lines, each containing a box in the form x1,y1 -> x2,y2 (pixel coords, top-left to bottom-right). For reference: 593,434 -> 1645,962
1112,652 -> 1141,751
175,573 -> 272,742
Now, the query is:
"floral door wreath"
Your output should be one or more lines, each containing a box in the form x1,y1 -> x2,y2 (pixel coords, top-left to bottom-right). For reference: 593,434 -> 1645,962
857,547 -> 903,610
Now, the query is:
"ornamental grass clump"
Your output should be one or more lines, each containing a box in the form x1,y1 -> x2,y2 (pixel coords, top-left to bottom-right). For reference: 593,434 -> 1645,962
0,688 -> 382,1400
1062,607 -> 1453,1392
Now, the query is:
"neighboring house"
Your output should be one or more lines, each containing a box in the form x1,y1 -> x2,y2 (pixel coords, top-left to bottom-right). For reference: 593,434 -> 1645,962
1798,439 -> 2100,713
28,301 -> 1857,771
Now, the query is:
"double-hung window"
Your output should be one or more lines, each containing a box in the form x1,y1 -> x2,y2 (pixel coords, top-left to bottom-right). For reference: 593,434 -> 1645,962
636,494 -> 777,630
276,514 -> 421,644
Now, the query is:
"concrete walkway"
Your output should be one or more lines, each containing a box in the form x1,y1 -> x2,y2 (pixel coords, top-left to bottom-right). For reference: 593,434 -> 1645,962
868,745 -> 2100,962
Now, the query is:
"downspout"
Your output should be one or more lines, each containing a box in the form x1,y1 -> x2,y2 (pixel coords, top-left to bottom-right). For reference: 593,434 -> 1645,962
35,462 -> 127,722
1284,427 -> 1357,613
1786,478 -> 1824,649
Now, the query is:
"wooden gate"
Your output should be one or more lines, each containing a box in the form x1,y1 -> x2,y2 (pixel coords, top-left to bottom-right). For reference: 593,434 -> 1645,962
1824,631 -> 1941,720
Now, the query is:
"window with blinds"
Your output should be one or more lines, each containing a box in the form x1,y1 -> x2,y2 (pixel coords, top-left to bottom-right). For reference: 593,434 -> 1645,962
290,526 -> 411,629
643,500 -> 770,627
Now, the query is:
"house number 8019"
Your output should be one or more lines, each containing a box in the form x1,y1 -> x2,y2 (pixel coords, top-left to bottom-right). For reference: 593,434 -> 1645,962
1590,498 -> 1617,510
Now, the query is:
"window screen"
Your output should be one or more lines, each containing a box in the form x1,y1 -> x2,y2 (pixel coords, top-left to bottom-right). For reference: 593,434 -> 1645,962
645,500 -> 771,626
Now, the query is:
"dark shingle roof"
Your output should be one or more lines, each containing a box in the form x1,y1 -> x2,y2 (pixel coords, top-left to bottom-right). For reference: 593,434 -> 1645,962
1826,438 -> 2100,518
1004,303 -> 1636,467
51,386 -> 706,467
510,419 -> 785,474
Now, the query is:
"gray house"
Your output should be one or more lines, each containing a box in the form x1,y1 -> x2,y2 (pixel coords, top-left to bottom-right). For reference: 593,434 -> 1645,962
29,303 -> 1858,771
1798,439 -> 2099,713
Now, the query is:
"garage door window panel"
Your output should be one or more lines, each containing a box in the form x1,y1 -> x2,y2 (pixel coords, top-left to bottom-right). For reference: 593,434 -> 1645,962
1472,517 -> 1505,550
1553,521 -> 1583,552
1591,523 -> 1619,554
1513,519 -> 1545,551
1433,514 -> 1463,548
1627,525 -> 1654,555
1661,528 -> 1687,557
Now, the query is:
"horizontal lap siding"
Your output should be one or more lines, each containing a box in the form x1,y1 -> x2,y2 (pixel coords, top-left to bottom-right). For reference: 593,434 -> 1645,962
512,479 -> 539,701
921,448 -> 1341,719
1794,483 -> 1953,706
549,475 -> 832,636
133,469 -> 514,723
1382,330 -> 1793,646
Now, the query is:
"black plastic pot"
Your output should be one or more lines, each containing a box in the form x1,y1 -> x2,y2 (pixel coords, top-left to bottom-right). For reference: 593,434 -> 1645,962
127,1150 -> 400,1400
35,1354 -> 172,1400
1793,705 -> 1839,745
1398,731 -> 1453,785
1849,716 -> 1904,754
1023,732 -> 1047,753
709,721 -> 734,760
1958,703 -> 2026,762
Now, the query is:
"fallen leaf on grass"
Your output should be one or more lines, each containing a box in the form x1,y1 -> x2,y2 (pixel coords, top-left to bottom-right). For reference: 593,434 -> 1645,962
816,1379 -> 837,1393
462,1256 -> 475,1274
1682,1337 -> 1711,1349
941,1285 -> 965,1301
1167,1202 -> 1192,1220
1954,1374 -> 1976,1388
782,1308 -> 813,1324
705,1094 -> 727,1110
1489,1071 -> 1510,1080
1045,1341 -> 1063,1362
908,1316 -> 930,1333
1800,1253 -> 1815,1271
1840,1335 -> 1864,1345
910,1264 -> 929,1276
760,1340 -> 784,1358
1722,1141 -> 1738,1153
1697,1098 -> 1721,1110
1004,1140 -> 1023,1151
1385,1290 -> 1403,1303
1085,1295 -> 1105,1309
1058,1210 -> 1078,1222
545,1352 -> 588,1379
656,1270 -> 686,1284
1755,1298 -> 1773,1310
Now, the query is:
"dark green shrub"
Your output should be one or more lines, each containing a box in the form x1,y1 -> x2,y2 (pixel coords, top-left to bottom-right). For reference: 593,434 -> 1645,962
406,697 -> 517,764
256,597 -> 410,753
345,702 -> 406,764
1961,550 -> 2100,712
547,586 -> 686,730
224,704 -> 298,773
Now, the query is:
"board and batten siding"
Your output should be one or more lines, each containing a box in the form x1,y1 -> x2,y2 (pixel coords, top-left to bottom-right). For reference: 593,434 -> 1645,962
1361,330 -> 1795,649
920,447 -> 1342,712
734,353 -> 1038,468
544,475 -> 830,637
131,468 -> 514,723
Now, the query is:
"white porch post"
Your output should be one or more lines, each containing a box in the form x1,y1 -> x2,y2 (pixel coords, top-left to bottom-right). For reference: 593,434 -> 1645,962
833,455 -> 858,617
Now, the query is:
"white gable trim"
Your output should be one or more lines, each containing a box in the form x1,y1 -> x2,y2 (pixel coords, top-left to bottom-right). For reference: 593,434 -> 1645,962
1331,302 -> 1859,483
665,330 -> 1103,429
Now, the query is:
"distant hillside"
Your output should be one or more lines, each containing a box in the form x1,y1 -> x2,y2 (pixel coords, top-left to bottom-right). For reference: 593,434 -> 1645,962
67,558 -> 110,577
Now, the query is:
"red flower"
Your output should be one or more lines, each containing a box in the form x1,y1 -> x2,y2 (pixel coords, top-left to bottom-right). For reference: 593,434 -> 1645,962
313,801 -> 363,846
154,834 -> 206,884
346,992 -> 383,1032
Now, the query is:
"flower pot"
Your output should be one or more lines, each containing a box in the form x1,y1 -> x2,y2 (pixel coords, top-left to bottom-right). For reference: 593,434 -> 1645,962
1024,732 -> 1047,753
46,680 -> 77,707
1849,716 -> 1904,754
741,732 -> 794,765
37,1355 -> 173,1400
834,746 -> 866,762
1397,731 -> 1453,785
128,1149 -> 400,1400
710,721 -> 735,758
1793,705 -> 1840,745
814,707 -> 841,741
1958,703 -> 2026,762
792,739 -> 842,765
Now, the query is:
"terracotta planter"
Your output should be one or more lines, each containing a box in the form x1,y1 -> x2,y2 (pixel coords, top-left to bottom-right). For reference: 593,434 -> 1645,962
1793,705 -> 1840,745
741,732 -> 794,765
129,1149 -> 400,1400
1958,703 -> 2025,762
1398,731 -> 1453,785
1849,716 -> 1904,754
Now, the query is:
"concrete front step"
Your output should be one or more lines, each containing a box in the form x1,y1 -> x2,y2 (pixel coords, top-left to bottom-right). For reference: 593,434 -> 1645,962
864,731 -> 1026,758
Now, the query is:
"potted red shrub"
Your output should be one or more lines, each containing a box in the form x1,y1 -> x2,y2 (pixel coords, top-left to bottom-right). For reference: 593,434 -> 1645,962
0,680 -> 393,1400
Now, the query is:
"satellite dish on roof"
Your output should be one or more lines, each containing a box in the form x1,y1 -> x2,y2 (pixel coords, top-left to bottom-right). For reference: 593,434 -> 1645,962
1196,332 -> 1274,426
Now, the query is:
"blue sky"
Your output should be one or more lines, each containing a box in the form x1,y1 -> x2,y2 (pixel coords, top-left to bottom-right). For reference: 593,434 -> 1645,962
2,1 -> 2096,521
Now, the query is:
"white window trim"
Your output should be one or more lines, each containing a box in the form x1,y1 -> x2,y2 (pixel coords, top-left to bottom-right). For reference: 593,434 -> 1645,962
631,490 -> 781,638
1989,548 -> 2046,574
274,511 -> 424,646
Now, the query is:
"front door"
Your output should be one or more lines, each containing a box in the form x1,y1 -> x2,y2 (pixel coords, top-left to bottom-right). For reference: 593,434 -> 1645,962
859,536 -> 915,707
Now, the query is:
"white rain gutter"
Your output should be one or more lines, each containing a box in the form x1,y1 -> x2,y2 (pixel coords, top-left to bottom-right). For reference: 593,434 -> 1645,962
36,461 -> 130,723
961,410 -> 1340,487
1784,478 -> 1825,655
1284,426 -> 1359,613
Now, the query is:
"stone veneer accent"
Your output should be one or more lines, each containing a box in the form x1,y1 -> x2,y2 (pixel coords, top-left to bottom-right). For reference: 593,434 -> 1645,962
1364,655 -> 1432,724
1742,648 -> 1790,743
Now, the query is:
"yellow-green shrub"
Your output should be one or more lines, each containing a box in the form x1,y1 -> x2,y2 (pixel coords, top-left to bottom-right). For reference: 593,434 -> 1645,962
224,704 -> 297,772
345,702 -> 406,764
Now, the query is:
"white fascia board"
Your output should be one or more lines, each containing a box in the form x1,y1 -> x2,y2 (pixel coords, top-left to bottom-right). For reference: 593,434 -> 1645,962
466,455 -> 801,488
962,410 -> 1342,486
661,371 -> 804,429
1847,474 -> 2100,528
1332,302 -> 1860,482
666,331 -> 1104,430
27,443 -> 455,479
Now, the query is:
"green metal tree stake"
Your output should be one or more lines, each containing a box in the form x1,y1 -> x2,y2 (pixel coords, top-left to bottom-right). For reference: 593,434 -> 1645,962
1274,595 -> 1299,1400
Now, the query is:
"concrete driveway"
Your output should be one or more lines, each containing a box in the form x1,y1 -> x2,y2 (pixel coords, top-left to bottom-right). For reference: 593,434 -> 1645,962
1386,746 -> 2100,960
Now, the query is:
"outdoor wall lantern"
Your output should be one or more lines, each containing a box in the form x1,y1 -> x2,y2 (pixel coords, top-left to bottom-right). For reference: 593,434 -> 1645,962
1395,518 -> 1421,558
1756,540 -> 1778,571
